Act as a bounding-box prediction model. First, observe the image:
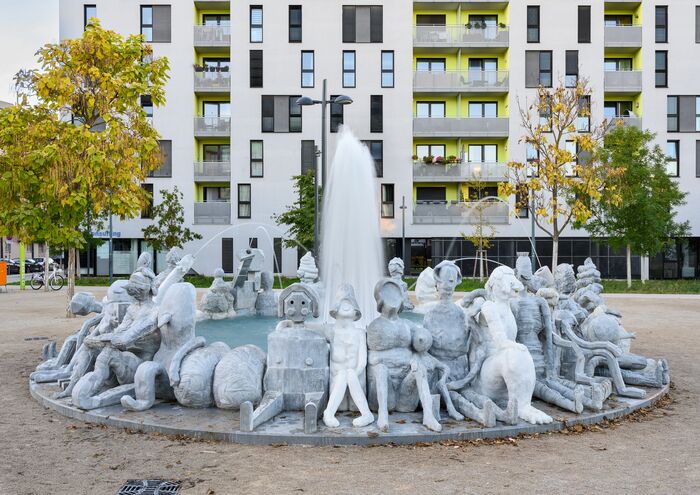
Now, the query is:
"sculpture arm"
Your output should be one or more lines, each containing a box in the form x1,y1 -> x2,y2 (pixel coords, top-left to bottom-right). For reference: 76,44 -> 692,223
447,348 -> 486,391
110,314 -> 158,350
560,321 -> 623,357
76,314 -> 104,350
537,298 -> 556,379
154,254 -> 195,305
168,336 -> 207,387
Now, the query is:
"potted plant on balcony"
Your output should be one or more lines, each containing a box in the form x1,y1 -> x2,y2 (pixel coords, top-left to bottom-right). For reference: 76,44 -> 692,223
422,155 -> 434,164
433,155 -> 445,165
412,154 -> 419,162
498,22 -> 506,29
193,64 -> 205,72
465,22 -> 473,29
220,66 -> 229,72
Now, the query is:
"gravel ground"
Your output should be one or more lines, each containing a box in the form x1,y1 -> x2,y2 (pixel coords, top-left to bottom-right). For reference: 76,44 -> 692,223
0,288 -> 698,495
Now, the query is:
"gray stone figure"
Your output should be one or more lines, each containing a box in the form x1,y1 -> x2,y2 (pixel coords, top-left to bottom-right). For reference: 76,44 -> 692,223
198,268 -> 236,320
213,345 -> 267,410
153,254 -> 195,305
553,264 -> 590,324
174,341 -> 230,408
575,257 -> 602,290
72,270 -> 160,410
514,253 -> 550,294
154,248 -> 181,289
232,248 -> 265,314
255,271 -> 278,317
297,251 -> 319,285
388,257 -> 414,311
239,283 -> 329,433
121,282 -> 205,411
367,278 -> 443,432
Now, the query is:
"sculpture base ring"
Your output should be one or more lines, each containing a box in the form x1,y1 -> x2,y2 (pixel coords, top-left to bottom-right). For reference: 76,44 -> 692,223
30,381 -> 669,446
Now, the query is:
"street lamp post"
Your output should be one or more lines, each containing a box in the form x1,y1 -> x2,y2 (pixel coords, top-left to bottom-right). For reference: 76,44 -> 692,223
297,80 -> 353,260
108,192 -> 113,285
399,196 -> 408,267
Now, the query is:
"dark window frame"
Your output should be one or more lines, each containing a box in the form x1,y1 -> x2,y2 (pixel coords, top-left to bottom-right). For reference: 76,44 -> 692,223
289,5 -> 302,42
342,5 -> 383,43
655,50 -> 668,88
539,51 -> 552,87
381,50 -> 394,88
468,101 -> 498,118
140,6 -> 153,42
416,58 -> 446,71
363,140 -> 384,177
666,140 -> 679,177
238,184 -> 252,218
330,95 -> 344,133
250,50 -> 263,88
416,101 -> 446,118
578,5 -> 591,43
250,140 -> 263,178
141,183 -> 154,219
301,50 -> 314,88
370,95 -> 383,133
527,5 -> 540,43
415,144 -> 446,159
250,5 -> 263,43
261,95 -> 302,133
381,184 -> 395,218
667,96 -> 679,132
84,4 -> 96,29
343,50 -> 356,88
565,50 -> 579,87
655,5 -> 668,43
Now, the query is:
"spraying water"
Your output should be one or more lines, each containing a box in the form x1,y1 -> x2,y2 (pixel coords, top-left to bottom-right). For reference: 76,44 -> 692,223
321,127 -> 384,326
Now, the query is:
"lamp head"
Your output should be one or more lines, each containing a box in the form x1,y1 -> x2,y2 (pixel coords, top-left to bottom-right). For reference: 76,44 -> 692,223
333,95 -> 353,105
296,96 -> 317,106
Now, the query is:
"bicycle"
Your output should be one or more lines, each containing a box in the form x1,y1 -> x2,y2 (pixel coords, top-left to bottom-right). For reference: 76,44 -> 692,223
30,265 -> 65,291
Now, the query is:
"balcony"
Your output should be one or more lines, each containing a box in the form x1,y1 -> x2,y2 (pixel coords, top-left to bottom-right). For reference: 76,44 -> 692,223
413,200 -> 510,225
193,25 -> 230,52
413,70 -> 509,94
194,71 -> 231,93
413,117 -> 509,138
604,71 -> 642,93
606,116 -> 642,130
194,161 -> 231,182
604,25 -> 642,50
194,0 -> 230,8
413,25 -> 509,51
194,202 -> 231,225
194,116 -> 231,138
413,161 -> 508,182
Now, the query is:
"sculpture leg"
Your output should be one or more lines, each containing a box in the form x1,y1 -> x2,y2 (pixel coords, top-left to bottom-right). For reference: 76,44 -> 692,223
72,349 -> 116,410
618,352 -> 650,371
497,349 -> 552,425
371,364 -> 390,432
435,381 -> 464,421
534,380 -> 582,414
239,391 -> 284,432
450,390 -> 496,427
304,392 -> 325,434
412,366 -> 441,432
31,368 -> 72,384
55,347 -> 96,399
121,361 -> 167,411
587,354 -> 646,399
323,372 -> 348,428
346,370 -> 374,428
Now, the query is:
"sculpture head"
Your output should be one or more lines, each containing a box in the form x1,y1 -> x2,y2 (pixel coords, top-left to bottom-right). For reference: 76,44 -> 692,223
554,264 -> 576,295
485,266 -> 524,302
411,325 -> 433,353
213,268 -> 225,280
297,252 -> 319,284
260,271 -> 273,291
374,278 -> 403,317
103,280 -> 131,327
515,254 -> 533,280
433,261 -> 462,300
69,292 -> 102,316
166,248 -> 181,267
536,287 -> 559,309
126,271 -> 156,301
329,283 -> 362,322
388,257 -> 405,279
157,282 -> 197,334
137,251 -> 153,270
278,283 -> 319,323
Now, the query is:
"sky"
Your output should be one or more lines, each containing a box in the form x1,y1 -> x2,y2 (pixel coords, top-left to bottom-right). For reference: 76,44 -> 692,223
0,0 -> 59,103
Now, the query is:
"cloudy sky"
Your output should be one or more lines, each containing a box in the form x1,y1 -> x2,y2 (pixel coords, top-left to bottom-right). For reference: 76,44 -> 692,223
0,0 -> 59,103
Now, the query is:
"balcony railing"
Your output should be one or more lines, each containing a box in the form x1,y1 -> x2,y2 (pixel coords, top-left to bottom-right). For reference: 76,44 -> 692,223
194,201 -> 231,225
194,161 -> 231,182
413,161 -> 508,182
604,25 -> 642,48
193,25 -> 231,48
194,71 -> 231,92
413,70 -> 509,92
606,116 -> 642,130
194,116 -> 231,137
413,25 -> 509,48
413,117 -> 509,137
413,200 -> 510,225
604,70 -> 642,92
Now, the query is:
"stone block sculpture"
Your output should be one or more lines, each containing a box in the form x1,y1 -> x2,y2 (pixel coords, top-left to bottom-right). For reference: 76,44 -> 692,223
198,268 -> 236,320
213,344 -> 267,410
239,283 -> 329,433
231,248 -> 265,314
255,271 -> 278,317
388,257 -> 414,311
174,341 -> 230,408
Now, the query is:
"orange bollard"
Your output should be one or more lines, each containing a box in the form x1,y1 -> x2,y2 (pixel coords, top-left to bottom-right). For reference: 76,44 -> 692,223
0,261 -> 6,292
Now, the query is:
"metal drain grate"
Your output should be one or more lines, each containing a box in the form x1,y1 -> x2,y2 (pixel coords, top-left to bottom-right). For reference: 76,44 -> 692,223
116,479 -> 181,495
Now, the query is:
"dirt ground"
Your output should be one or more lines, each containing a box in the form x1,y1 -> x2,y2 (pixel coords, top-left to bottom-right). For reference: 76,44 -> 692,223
0,288 -> 698,495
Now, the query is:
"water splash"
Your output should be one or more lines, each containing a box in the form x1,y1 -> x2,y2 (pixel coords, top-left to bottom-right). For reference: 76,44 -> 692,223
321,127 -> 384,326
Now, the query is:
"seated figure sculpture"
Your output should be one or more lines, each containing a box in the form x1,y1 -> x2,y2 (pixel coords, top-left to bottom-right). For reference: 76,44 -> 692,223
366,278 -> 442,432
514,253 -> 550,294
154,248 -> 181,289
198,268 -> 235,320
239,283 -> 329,433
322,284 -> 374,428
388,257 -> 414,311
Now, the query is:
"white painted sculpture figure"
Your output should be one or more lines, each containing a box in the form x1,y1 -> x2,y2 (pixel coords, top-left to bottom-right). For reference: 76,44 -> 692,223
198,268 -> 236,320
322,284 -> 374,428
297,251 -> 319,285
388,257 -> 414,311
240,283 -> 329,433
255,271 -> 278,317
154,248 -> 181,289
213,344 -> 267,410
514,253 -> 550,293
367,278 -> 442,432
154,254 -> 195,305
413,267 -> 439,312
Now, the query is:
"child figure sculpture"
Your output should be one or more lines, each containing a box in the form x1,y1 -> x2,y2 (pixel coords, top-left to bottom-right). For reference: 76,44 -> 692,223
323,284 -> 374,428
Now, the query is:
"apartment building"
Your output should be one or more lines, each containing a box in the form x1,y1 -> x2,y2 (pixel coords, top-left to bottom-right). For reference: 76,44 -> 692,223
57,1 -> 700,279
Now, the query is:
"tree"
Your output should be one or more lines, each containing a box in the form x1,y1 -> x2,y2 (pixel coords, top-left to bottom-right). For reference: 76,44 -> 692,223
273,171 -> 320,252
584,126 -> 689,287
0,20 -> 169,315
142,186 -> 202,252
461,173 -> 497,281
502,79 -> 624,270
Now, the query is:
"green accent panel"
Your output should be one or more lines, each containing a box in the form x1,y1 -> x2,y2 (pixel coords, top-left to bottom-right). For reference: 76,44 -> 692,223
196,138 -> 231,161
412,183 -> 458,202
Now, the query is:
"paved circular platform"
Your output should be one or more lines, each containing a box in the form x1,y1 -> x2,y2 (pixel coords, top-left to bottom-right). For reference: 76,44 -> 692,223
30,381 -> 669,446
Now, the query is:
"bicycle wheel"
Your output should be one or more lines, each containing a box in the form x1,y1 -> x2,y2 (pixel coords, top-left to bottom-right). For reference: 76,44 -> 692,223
49,275 -> 64,291
30,276 -> 43,290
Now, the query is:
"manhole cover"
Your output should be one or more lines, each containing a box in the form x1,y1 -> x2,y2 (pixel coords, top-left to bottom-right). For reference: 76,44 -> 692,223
116,480 -> 181,495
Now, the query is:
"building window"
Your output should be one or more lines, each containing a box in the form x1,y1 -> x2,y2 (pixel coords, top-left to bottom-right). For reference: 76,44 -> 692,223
656,6 -> 668,43
469,101 -> 497,118
604,58 -> 633,71
250,141 -> 263,177
526,143 -> 539,176
140,95 -> 153,119
468,144 -> 497,163
564,140 -> 577,176
525,50 -> 552,87
526,6 -> 539,43
381,51 -> 394,88
149,140 -> 172,178
416,58 -> 446,72
667,96 -> 678,132
203,186 -> 230,202
416,144 -> 445,161
578,5 -> 591,43
655,51 -> 668,88
203,144 -> 230,162
301,140 -> 316,175
416,14 -> 446,26
84,4 -> 96,29
605,14 -> 633,26
141,183 -> 154,219
416,101 -> 445,118
604,101 -> 633,120
250,50 -> 263,88
381,184 -> 395,218
343,51 -> 356,88
370,95 -> 383,133
289,5 -> 302,42
363,140 -> 383,177
250,6 -> 263,43
565,50 -> 578,87
301,51 -> 314,88
342,5 -> 383,43
666,141 -> 679,176
238,184 -> 251,218
516,189 -> 529,218
202,14 -> 230,26
261,96 -> 302,133
696,6 -> 700,43
697,97 -> 700,131
140,5 -> 171,43
577,96 -> 590,132
330,95 -> 344,133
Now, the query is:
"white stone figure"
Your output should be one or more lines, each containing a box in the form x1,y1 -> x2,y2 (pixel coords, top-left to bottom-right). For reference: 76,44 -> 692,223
154,248 -> 181,289
154,254 -> 195,305
323,284 -> 374,428
297,251 -> 319,285
514,253 -> 550,294
121,282 -> 205,411
232,248 -> 265,314
213,344 -> 267,410
255,271 -> 278,317
471,266 -> 553,425
388,257 -> 414,311
413,267 -> 439,312
367,278 -> 442,432
198,268 -> 236,320
239,284 -> 329,433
